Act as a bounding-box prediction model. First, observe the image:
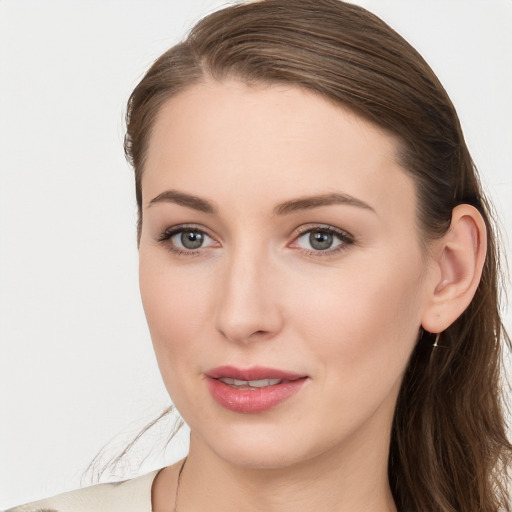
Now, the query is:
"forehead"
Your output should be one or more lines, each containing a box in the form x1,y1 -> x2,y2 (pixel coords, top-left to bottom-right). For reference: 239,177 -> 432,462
143,79 -> 416,219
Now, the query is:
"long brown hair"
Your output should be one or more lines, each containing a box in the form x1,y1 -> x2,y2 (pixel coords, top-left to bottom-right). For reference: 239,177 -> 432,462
124,1 -> 511,510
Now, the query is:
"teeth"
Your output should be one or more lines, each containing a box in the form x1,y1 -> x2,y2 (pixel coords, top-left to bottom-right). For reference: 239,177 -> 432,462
219,378 -> 282,388
249,378 -> 281,387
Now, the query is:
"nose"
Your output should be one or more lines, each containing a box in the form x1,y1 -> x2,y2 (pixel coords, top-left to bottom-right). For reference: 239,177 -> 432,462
214,247 -> 284,344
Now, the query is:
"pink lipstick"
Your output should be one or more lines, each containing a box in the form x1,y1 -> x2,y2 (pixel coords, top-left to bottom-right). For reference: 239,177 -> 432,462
205,366 -> 308,414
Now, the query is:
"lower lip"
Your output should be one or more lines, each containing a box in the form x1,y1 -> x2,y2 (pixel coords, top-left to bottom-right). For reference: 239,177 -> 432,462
206,378 -> 307,414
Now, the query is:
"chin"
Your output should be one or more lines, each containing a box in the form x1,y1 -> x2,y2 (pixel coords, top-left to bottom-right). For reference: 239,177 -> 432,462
189,416 -> 338,471
211,439 -> 314,470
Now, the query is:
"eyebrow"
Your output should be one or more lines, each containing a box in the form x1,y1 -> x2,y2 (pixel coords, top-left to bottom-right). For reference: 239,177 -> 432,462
147,190 -> 375,216
274,193 -> 375,215
148,190 -> 216,214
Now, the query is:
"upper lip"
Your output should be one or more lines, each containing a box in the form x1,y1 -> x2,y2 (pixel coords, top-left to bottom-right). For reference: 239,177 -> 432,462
205,366 -> 307,381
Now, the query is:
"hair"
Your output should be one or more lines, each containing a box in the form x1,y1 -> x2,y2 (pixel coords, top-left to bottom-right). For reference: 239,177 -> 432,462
123,1 -> 511,510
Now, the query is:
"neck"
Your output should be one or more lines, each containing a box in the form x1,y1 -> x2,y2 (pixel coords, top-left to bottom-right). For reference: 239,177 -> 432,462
176,428 -> 396,512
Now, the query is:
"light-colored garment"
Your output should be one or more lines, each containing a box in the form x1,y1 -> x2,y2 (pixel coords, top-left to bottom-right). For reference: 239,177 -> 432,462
5,470 -> 159,512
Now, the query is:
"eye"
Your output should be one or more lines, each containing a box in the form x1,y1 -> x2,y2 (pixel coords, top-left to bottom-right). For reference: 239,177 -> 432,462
292,225 -> 353,254
157,226 -> 218,254
173,229 -> 208,250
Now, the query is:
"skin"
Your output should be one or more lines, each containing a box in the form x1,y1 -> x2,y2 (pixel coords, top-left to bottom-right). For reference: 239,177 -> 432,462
138,79 -> 484,511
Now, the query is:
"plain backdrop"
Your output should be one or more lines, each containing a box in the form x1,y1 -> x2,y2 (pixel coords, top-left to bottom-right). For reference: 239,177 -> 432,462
1,0 -> 511,508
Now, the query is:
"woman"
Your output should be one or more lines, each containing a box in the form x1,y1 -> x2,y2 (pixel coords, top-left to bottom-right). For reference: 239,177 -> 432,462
5,0 -> 511,511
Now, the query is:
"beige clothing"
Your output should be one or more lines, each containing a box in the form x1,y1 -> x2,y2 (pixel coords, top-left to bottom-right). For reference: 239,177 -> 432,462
5,470 -> 159,512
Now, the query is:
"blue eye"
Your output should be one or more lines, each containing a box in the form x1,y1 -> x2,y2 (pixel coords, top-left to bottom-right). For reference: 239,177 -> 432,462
173,229 -> 207,249
158,226 -> 217,253
294,226 -> 352,253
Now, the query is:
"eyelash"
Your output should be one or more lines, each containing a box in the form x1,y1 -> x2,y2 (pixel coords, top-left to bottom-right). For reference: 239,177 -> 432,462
292,224 -> 354,257
157,224 -> 217,257
156,224 -> 354,257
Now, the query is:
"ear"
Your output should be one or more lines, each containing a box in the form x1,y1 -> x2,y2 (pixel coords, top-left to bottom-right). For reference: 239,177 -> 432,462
421,204 -> 487,334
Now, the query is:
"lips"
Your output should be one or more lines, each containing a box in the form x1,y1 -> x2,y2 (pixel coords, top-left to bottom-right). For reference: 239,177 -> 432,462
205,366 -> 308,414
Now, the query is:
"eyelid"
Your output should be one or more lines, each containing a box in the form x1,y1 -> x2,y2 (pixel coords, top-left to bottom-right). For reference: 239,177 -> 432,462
156,224 -> 220,255
289,224 -> 354,255
293,223 -> 353,239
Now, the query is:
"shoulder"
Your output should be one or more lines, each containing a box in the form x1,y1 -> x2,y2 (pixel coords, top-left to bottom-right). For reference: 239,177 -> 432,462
4,470 -> 160,512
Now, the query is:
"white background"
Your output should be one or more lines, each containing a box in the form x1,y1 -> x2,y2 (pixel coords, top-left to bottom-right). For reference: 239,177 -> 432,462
1,0 -> 511,508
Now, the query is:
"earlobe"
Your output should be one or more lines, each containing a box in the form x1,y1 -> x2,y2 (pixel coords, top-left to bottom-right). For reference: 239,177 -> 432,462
421,204 -> 487,334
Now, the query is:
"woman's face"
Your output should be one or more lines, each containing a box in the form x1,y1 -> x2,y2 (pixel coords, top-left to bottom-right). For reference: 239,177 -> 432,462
139,80 -> 435,469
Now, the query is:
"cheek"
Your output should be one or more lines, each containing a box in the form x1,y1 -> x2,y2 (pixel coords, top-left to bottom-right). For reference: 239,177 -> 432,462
280,258 -> 424,444
289,254 -> 424,386
138,252 -> 210,375
139,257 -> 217,418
